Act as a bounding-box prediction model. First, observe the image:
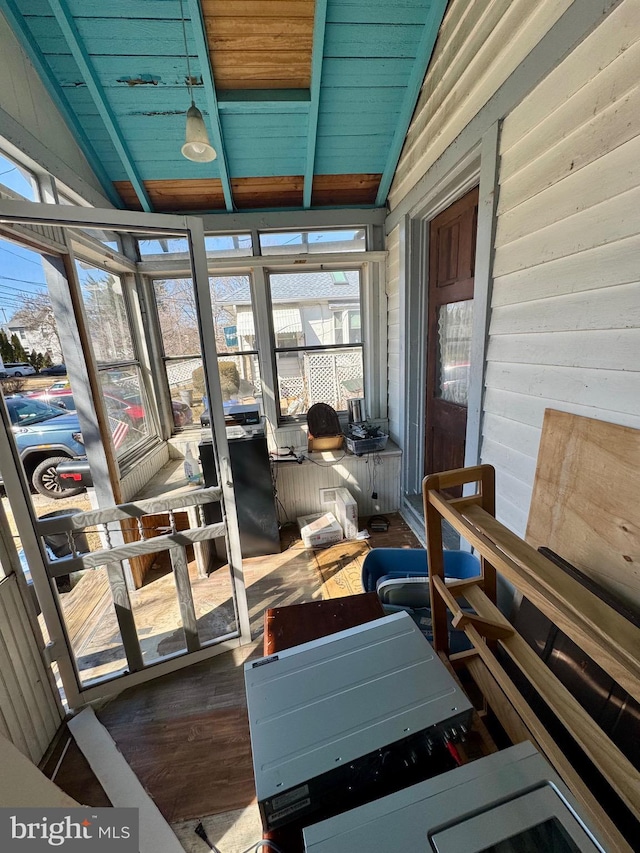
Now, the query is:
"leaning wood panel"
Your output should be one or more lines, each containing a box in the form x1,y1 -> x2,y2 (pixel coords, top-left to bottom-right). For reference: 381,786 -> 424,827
526,409 -> 640,611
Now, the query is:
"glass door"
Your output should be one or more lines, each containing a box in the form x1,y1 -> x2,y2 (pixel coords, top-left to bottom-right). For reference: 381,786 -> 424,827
0,201 -> 249,708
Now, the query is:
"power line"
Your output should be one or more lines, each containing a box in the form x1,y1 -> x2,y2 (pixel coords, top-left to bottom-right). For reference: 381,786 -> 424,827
0,245 -> 45,266
0,274 -> 47,286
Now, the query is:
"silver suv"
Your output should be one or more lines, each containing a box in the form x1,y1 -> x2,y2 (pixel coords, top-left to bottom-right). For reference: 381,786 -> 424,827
2,362 -> 36,377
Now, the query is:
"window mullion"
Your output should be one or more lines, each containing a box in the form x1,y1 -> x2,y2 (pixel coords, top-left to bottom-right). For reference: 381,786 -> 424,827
251,266 -> 278,428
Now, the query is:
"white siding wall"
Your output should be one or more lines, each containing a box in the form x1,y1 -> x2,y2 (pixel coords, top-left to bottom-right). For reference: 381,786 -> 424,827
0,574 -> 63,763
388,0 -> 573,211
384,0 -> 573,448
484,0 -> 640,535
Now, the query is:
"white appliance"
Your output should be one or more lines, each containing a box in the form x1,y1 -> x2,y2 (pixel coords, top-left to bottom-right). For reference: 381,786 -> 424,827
245,612 -> 472,831
303,741 -> 606,852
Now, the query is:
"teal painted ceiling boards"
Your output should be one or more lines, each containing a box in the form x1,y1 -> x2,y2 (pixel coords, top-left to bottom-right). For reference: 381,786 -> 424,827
2,0 -> 448,212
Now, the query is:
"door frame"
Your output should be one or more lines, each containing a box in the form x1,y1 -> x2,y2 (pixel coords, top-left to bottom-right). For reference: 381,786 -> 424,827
400,123 -> 500,504
0,200 -> 250,708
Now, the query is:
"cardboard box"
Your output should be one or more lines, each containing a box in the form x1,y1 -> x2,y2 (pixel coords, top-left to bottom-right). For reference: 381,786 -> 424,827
297,512 -> 343,549
308,434 -> 344,452
320,487 -> 358,539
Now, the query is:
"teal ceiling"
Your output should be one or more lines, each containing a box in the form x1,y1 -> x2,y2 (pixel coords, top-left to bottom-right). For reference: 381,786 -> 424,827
1,0 -> 448,212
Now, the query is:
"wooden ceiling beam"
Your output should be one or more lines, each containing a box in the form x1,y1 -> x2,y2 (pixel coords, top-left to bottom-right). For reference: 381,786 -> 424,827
304,0 -> 328,209
375,3 -> 448,206
187,0 -> 234,212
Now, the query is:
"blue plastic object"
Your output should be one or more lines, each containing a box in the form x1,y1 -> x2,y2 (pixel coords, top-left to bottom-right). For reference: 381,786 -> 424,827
361,548 -> 480,593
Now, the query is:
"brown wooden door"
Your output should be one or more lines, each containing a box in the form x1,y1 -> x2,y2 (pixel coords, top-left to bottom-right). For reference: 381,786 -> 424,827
425,186 -> 478,481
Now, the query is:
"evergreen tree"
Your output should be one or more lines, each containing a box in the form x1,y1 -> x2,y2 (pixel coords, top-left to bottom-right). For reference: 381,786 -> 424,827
10,333 -> 28,362
0,330 -> 12,362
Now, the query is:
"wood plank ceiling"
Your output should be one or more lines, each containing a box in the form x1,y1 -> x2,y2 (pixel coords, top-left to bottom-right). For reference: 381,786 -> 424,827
4,0 -> 448,213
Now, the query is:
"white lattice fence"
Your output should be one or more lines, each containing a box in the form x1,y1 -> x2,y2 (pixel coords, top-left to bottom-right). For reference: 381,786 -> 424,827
166,359 -> 202,388
304,351 -> 363,410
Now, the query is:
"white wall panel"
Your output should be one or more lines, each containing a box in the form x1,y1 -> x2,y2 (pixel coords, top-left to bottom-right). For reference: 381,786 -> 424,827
120,443 -> 170,503
0,575 -> 63,764
389,0 -> 572,209
481,0 -> 640,530
273,446 -> 402,523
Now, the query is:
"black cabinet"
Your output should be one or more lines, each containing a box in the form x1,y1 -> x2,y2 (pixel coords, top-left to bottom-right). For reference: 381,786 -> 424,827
199,435 -> 280,558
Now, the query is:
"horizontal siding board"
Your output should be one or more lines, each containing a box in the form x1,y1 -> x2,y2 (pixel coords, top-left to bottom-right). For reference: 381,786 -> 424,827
499,35 -> 640,186
494,468 -> 535,519
390,0 -> 571,207
493,183 -> 640,277
485,362 -> 640,417
482,412 -> 542,459
487,328 -> 640,371
489,282 -> 640,335
480,437 -> 538,486
494,493 -> 529,538
492,233 -> 640,307
495,134 -> 640,248
500,0 -> 640,153
498,80 -> 640,216
483,387 -> 640,432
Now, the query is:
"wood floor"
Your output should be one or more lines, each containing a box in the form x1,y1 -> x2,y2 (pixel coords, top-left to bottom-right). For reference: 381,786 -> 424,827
42,516 -> 421,840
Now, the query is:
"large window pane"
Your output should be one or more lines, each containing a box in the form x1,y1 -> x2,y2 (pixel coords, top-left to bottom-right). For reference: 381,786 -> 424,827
77,265 -> 134,363
269,270 -> 360,348
268,269 -> 363,418
153,278 -> 200,357
153,275 -> 257,357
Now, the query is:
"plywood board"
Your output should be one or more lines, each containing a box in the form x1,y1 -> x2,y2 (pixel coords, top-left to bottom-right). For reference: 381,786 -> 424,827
526,409 -> 640,611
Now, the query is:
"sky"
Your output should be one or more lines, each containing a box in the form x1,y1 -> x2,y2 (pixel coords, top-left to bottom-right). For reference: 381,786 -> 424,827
0,154 -> 48,326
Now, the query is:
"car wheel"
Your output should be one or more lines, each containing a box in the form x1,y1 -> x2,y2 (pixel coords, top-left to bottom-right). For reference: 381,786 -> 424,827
32,456 -> 83,498
14,371 -> 23,377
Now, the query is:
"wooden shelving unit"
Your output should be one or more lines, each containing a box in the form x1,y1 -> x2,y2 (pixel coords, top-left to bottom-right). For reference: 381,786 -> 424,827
423,461 -> 640,853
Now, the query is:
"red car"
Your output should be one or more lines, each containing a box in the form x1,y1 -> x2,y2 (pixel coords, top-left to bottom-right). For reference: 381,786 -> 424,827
30,389 -> 192,429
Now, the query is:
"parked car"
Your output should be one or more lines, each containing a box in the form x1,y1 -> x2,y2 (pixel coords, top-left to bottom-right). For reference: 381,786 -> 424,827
56,399 -> 194,491
3,396 -> 85,497
30,390 -> 140,428
40,363 -> 67,376
1,362 -> 36,377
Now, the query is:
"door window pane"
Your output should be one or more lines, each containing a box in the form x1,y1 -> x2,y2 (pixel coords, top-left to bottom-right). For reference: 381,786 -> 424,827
437,300 -> 472,406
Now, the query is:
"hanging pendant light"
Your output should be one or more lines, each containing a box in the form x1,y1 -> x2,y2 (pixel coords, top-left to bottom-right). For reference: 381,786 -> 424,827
182,102 -> 216,162
179,0 -> 216,163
